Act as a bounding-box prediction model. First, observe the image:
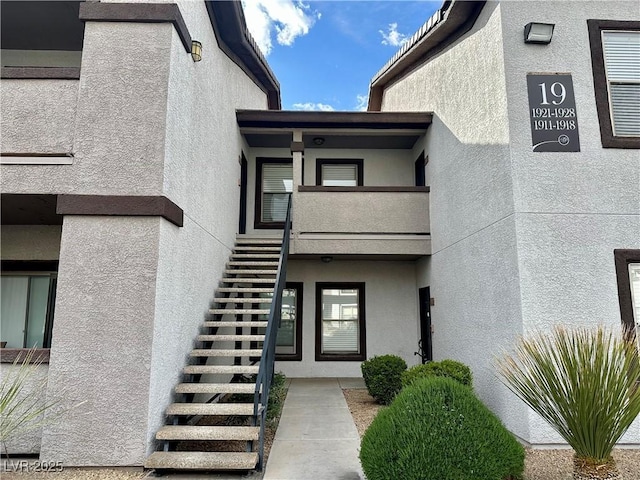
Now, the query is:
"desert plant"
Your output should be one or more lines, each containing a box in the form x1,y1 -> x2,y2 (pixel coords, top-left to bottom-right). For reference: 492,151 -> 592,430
497,326 -> 640,480
0,349 -> 66,456
402,359 -> 473,388
360,377 -> 524,480
361,354 -> 407,405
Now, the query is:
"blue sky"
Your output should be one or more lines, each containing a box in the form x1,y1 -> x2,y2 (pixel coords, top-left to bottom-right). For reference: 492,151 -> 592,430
242,1 -> 442,111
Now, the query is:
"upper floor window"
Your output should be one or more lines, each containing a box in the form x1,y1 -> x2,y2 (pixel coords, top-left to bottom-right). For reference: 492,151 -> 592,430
316,159 -> 363,187
587,20 -> 640,148
255,158 -> 292,229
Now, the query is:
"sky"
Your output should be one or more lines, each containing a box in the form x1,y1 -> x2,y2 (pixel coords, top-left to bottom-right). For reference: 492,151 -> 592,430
241,0 -> 442,111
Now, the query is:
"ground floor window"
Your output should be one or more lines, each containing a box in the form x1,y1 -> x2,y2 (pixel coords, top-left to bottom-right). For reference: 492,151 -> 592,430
614,249 -> 640,347
1,261 -> 57,349
315,282 -> 366,361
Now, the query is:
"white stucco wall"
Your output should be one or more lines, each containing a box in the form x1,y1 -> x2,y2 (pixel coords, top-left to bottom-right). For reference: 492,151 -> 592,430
146,0 -> 269,457
0,363 -> 49,454
276,259 -> 421,378
499,0 -> 640,444
1,226 -> 62,260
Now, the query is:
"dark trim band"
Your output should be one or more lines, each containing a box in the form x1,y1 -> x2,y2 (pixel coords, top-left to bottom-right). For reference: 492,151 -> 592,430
79,2 -> 192,53
1,67 -> 81,80
290,141 -> 305,153
56,195 -> 184,227
298,186 -> 430,193
587,20 -> 640,149
0,349 -> 50,364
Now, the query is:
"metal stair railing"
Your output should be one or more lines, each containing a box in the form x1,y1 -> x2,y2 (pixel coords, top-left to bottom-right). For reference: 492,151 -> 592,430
253,195 -> 291,471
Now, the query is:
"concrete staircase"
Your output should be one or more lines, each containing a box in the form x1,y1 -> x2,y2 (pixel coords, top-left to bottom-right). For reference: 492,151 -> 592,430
145,236 -> 282,472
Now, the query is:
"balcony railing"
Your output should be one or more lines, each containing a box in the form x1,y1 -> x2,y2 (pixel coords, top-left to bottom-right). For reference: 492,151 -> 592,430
291,186 -> 430,256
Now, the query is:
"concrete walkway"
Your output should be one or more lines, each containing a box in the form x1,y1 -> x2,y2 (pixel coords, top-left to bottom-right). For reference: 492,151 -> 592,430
263,378 -> 365,480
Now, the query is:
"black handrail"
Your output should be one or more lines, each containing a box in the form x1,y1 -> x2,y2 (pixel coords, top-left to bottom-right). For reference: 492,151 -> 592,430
254,195 -> 291,470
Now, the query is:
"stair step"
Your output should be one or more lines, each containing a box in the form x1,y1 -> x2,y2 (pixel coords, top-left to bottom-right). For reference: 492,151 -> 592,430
224,270 -> 277,275
156,425 -> 260,441
145,451 -> 259,471
216,287 -> 274,294
197,334 -> 265,342
209,308 -> 271,315
191,349 -> 263,357
221,278 -> 276,284
184,365 -> 260,374
166,402 -> 256,416
214,297 -> 272,303
234,246 -> 281,251
231,254 -> 280,259
204,321 -> 268,328
175,383 -> 256,394
228,261 -> 279,266
235,238 -> 282,245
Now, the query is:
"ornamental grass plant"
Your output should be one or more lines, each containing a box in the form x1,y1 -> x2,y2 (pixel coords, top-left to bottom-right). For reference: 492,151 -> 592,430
497,326 -> 640,480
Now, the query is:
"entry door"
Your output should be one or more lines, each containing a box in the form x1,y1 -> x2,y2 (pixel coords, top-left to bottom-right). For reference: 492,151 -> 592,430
417,287 -> 432,363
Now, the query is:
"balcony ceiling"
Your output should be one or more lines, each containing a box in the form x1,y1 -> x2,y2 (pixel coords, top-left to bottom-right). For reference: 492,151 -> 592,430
1,1 -> 84,51
237,110 -> 431,149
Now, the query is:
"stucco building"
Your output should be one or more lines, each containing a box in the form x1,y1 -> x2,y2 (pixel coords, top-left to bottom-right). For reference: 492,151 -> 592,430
1,0 -> 638,472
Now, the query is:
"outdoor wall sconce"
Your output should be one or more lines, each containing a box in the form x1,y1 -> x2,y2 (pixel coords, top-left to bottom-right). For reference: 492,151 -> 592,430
321,256 -> 333,263
524,23 -> 555,44
191,40 -> 202,62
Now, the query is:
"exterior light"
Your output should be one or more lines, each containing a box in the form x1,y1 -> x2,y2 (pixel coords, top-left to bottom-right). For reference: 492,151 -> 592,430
321,256 -> 333,263
191,40 -> 202,62
524,23 -> 555,44
313,137 -> 325,146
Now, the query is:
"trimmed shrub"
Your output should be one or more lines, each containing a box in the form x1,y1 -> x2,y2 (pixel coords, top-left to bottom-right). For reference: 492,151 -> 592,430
360,377 -> 524,480
361,355 -> 407,405
401,359 -> 473,388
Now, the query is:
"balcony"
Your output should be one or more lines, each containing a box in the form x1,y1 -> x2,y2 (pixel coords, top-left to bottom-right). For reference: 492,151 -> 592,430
291,186 -> 430,256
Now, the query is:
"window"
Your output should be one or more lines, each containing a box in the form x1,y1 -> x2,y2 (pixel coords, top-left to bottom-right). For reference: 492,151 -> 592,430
0,262 -> 57,349
259,283 -> 303,361
255,158 -> 292,228
315,283 -> 366,361
588,20 -> 640,148
316,159 -> 363,186
614,250 -> 640,347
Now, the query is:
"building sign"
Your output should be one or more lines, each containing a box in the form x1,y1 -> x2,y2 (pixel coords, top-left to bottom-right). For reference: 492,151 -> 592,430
527,74 -> 580,152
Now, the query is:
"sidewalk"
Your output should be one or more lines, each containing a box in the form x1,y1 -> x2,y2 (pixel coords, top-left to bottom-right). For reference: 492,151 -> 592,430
263,378 -> 365,480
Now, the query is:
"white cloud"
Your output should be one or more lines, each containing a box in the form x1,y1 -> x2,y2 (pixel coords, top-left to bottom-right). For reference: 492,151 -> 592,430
379,22 -> 409,47
292,102 -> 335,112
354,94 -> 368,112
242,0 -> 319,56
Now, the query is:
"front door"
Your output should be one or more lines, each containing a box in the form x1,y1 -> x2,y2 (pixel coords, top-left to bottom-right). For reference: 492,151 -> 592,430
417,287 -> 432,363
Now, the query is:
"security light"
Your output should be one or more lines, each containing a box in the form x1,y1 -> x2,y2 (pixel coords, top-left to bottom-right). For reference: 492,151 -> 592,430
524,23 -> 555,44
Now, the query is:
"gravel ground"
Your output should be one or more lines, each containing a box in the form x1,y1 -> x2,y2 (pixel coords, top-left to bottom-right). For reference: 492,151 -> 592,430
342,388 -> 640,480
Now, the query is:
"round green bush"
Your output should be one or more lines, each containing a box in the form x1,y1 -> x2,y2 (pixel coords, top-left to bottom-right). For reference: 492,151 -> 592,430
401,359 -> 473,388
360,377 -> 524,480
361,354 -> 407,405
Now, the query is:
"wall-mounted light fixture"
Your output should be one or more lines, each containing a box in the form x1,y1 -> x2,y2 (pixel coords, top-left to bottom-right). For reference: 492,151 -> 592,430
191,40 -> 202,62
313,137 -> 325,146
321,256 -> 333,263
524,23 -> 555,44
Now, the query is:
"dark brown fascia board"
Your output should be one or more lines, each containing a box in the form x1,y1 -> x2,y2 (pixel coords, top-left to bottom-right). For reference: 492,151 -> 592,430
236,110 -> 432,130
205,1 -> 281,110
79,2 -> 192,53
1,67 -> 81,80
368,1 -> 485,111
56,195 -> 184,227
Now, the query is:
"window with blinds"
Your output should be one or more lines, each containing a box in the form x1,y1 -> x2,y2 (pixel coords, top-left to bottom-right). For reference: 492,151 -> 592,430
316,283 -> 366,360
258,161 -> 292,225
322,164 -> 358,186
603,31 -> 640,137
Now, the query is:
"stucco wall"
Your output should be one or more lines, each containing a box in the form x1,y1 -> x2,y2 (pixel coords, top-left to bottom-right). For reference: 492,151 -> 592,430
146,0 -> 269,456
39,216 -> 161,466
0,363 -> 49,454
500,0 -> 640,444
276,259 -> 421,378
1,226 -> 62,260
